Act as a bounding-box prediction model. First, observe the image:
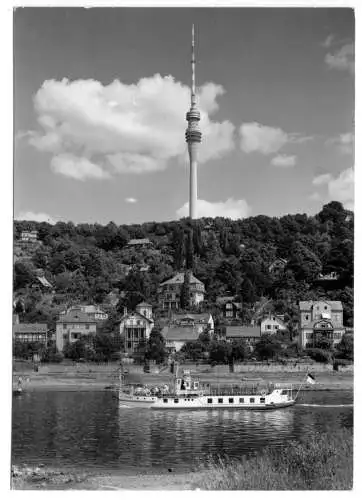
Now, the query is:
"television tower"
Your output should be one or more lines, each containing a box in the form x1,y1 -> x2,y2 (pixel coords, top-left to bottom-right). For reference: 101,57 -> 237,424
185,24 -> 202,219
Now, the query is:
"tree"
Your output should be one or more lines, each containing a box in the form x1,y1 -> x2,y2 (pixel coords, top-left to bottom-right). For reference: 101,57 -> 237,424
145,329 -> 167,364
180,270 -> 191,310
254,335 -> 282,361
336,334 -> 353,360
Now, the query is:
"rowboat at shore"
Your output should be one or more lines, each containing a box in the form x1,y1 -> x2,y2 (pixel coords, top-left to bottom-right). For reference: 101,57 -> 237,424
117,367 -> 296,410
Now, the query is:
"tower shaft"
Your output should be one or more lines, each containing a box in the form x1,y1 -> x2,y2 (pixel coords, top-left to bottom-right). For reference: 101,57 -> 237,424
185,24 -> 201,219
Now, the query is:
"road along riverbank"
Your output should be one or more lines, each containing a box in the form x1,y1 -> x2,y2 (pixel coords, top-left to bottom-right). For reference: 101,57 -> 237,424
12,369 -> 353,392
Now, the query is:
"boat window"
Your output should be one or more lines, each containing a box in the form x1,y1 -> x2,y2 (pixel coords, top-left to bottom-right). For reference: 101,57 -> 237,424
218,398 -> 223,403
174,399 -> 179,403
250,398 -> 255,403
207,398 -> 213,404
281,390 -> 288,395
239,398 -> 244,403
163,398 -> 168,403
260,398 -> 265,403
229,398 -> 234,403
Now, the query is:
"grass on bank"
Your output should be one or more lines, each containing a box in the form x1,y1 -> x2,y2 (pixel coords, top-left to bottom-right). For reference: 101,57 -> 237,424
195,428 -> 353,490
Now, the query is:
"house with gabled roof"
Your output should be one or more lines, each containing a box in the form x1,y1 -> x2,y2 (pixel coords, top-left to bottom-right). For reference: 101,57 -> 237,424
13,322 -> 48,345
56,310 -> 97,352
161,325 -> 199,352
298,300 -> 345,348
119,303 -> 154,354
158,272 -> 205,310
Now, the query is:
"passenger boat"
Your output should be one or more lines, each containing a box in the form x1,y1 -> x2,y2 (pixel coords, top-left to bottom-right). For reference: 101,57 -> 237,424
117,366 -> 295,410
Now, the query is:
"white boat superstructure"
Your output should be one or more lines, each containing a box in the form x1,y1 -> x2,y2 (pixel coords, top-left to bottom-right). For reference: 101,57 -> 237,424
117,367 -> 295,410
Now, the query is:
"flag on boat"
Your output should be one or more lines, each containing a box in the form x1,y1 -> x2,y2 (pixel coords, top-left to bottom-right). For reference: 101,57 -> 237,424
306,373 -> 316,385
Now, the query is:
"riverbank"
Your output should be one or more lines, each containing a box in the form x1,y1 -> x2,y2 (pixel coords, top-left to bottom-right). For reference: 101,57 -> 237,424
12,369 -> 353,392
11,428 -> 353,490
11,465 -> 205,490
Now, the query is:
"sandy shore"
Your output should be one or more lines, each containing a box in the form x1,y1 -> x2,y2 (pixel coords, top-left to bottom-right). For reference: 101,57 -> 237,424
11,466 -> 205,490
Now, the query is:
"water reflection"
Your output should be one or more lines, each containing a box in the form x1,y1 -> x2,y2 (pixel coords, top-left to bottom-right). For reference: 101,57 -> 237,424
12,391 -> 353,474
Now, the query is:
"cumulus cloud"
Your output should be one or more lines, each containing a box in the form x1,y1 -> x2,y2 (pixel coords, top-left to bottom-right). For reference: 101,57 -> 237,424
312,173 -> 332,186
15,211 -> 56,224
240,122 -> 310,156
326,132 -> 354,155
27,76 -> 235,180
176,198 -> 250,220
125,197 -> 138,204
328,167 -> 354,210
325,43 -> 354,74
270,154 -> 296,168
312,168 -> 354,210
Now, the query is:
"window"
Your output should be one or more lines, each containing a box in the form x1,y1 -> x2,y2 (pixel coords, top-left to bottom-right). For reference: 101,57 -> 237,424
226,303 -> 232,309
325,306 -> 328,310
127,342 -> 132,349
260,398 -> 265,403
267,325 -> 271,330
229,398 -> 234,403
63,334 -> 67,340
218,398 -> 223,404
239,398 -> 244,403
163,398 -> 168,403
207,398 -> 213,404
174,399 -> 179,403
250,398 -> 255,403
85,325 -> 89,330
305,315 -> 309,320
63,324 -> 66,329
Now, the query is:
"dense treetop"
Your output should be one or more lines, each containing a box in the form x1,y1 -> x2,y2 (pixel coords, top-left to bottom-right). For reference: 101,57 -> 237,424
13,201 -> 354,328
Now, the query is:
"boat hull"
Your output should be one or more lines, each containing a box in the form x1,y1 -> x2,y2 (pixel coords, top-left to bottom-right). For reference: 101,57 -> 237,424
151,400 -> 296,410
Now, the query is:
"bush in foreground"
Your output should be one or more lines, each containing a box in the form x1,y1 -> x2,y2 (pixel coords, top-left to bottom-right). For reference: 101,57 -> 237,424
195,428 -> 353,490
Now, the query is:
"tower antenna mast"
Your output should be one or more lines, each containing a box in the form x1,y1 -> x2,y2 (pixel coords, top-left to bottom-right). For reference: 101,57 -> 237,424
185,24 -> 202,219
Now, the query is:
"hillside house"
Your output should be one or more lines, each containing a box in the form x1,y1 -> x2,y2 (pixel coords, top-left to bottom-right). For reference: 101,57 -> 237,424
268,258 -> 287,275
260,315 -> 288,335
127,238 -> 152,249
170,312 -> 214,334
13,323 -> 48,345
60,305 -> 108,322
56,311 -> 97,352
20,230 -> 38,243
299,300 -> 346,349
119,303 -> 154,354
158,272 -> 205,310
216,296 -> 242,319
222,325 -> 261,348
161,325 -> 199,353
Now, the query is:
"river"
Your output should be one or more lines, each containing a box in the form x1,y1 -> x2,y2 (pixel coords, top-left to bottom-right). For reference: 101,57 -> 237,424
12,389 -> 353,475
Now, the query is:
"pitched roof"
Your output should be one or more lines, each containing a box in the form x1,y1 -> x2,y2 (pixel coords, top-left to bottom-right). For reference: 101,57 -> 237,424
80,305 -> 106,314
161,326 -> 199,342
216,296 -> 236,305
299,300 -> 343,311
13,323 -> 48,334
119,311 -> 153,324
136,302 -> 153,308
225,326 -> 261,339
171,313 -> 211,323
57,312 -> 96,324
301,319 -> 342,330
160,272 -> 204,287
128,238 -> 151,245
36,276 -> 52,288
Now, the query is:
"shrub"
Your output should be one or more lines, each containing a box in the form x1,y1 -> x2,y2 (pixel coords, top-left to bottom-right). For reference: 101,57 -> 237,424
305,348 -> 332,363
195,428 -> 353,490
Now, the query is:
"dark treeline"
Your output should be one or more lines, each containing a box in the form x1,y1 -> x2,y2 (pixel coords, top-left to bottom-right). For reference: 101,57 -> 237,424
13,201 -> 353,329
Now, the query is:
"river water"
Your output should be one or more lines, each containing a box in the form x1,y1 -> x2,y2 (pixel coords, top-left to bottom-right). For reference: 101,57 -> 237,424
12,390 -> 353,475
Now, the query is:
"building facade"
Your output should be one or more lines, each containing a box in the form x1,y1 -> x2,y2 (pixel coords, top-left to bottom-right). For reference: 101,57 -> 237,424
216,296 -> 242,320
56,311 -> 97,352
158,272 -> 205,310
20,230 -> 38,242
299,300 -> 345,349
13,323 -> 48,345
223,326 -> 261,349
161,325 -> 199,353
119,305 -> 154,354
60,305 -> 108,322
260,315 -> 288,335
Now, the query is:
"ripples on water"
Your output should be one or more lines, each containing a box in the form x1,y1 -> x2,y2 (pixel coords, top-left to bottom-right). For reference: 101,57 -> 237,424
12,390 -> 353,474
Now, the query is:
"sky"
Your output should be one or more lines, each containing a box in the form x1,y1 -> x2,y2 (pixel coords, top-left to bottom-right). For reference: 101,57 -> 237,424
13,7 -> 355,225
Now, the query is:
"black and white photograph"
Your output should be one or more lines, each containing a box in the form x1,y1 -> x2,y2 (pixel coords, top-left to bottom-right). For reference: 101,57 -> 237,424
9,2 -> 355,491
